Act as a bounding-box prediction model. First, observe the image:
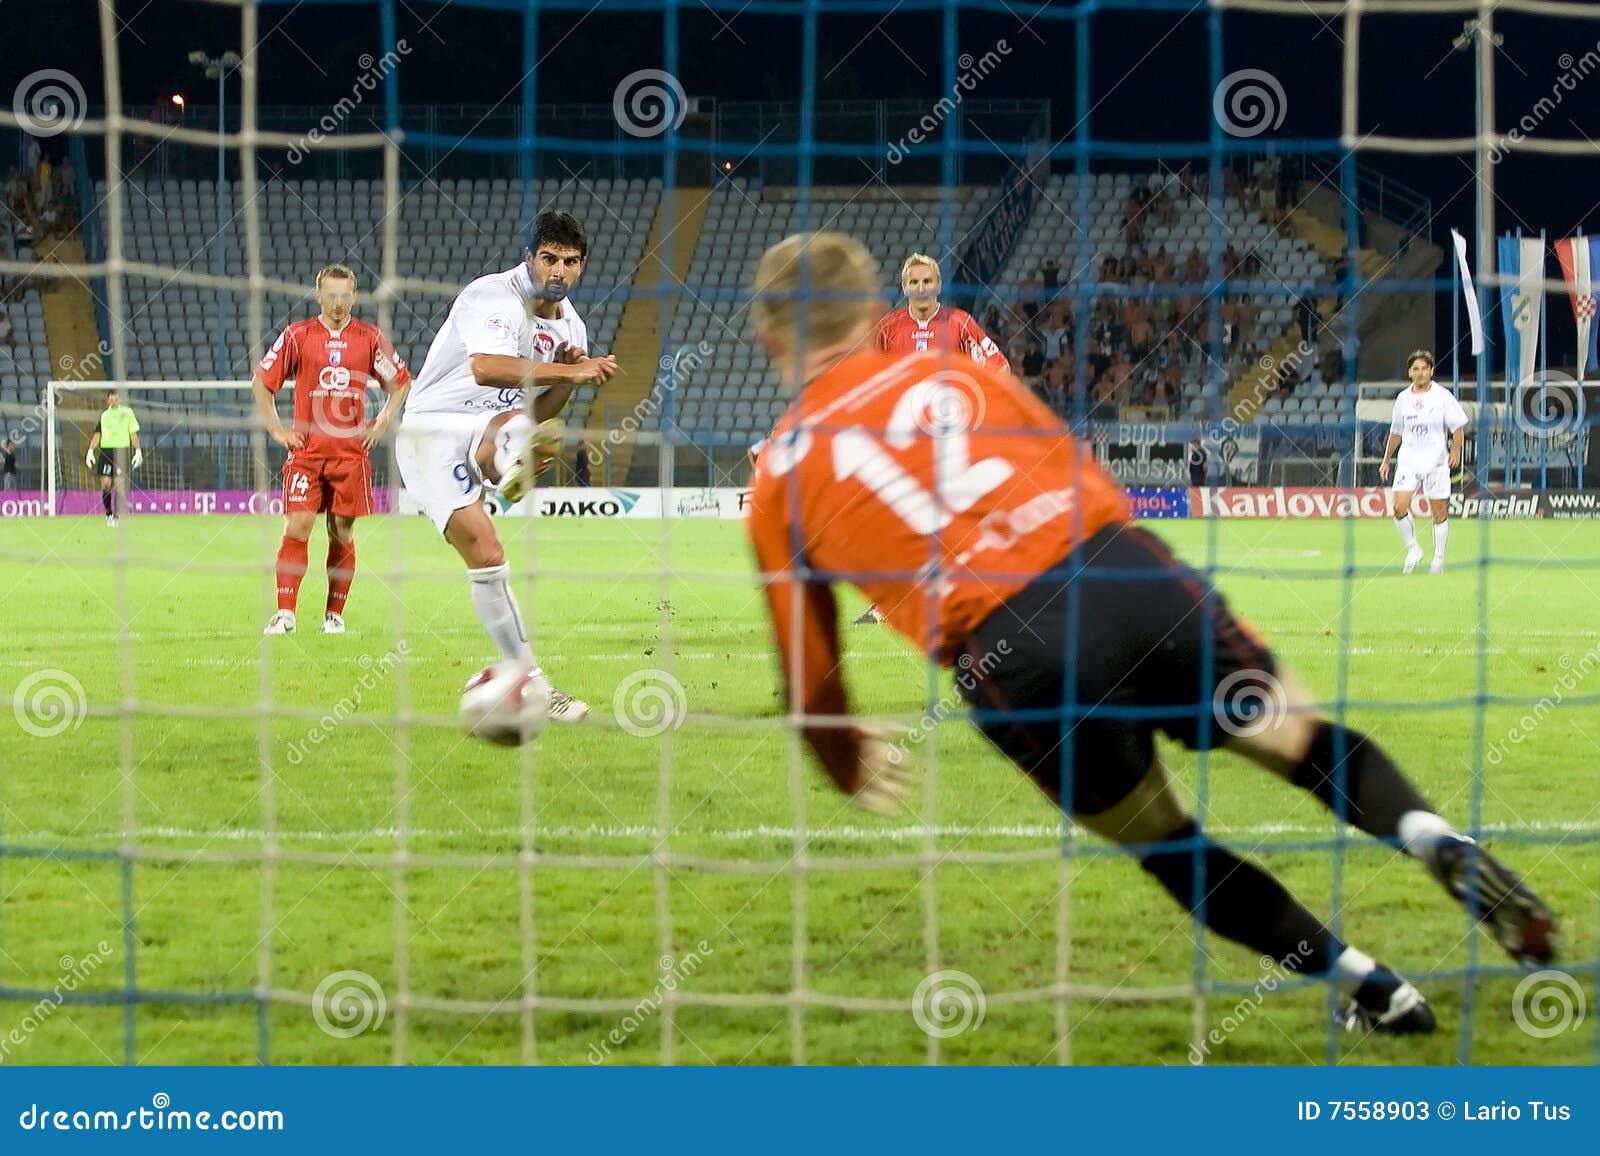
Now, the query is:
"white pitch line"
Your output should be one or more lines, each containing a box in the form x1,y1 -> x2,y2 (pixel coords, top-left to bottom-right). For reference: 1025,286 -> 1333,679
18,819 -> 1598,846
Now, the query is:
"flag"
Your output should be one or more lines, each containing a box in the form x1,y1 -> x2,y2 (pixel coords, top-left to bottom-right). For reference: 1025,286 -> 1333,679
1498,234 -> 1544,385
1451,229 -> 1485,356
1553,234 -> 1596,381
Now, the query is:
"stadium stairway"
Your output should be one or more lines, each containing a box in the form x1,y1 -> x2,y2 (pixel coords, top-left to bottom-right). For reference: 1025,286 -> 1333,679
36,233 -> 106,385
598,187 -> 710,484
36,232 -> 107,481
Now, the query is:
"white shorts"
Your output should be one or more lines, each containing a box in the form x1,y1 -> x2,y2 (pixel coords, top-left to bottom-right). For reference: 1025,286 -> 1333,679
1393,463 -> 1451,501
394,412 -> 495,534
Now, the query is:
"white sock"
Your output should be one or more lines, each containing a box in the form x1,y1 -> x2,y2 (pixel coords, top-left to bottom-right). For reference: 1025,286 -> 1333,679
1332,946 -> 1378,994
1394,513 -> 1418,550
1397,809 -> 1456,861
1432,520 -> 1449,561
468,563 -> 534,662
491,413 -> 533,483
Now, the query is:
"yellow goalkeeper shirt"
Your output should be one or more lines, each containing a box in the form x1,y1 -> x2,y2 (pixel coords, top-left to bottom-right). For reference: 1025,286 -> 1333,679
98,405 -> 140,449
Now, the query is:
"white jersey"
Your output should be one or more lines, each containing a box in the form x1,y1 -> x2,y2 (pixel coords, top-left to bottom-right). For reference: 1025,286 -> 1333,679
1390,384 -> 1468,472
405,263 -> 588,418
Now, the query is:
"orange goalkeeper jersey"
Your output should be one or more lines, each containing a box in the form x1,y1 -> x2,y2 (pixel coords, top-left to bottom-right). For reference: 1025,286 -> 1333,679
745,349 -> 1128,789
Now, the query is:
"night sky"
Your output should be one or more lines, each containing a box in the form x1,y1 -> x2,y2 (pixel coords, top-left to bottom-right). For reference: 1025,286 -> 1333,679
9,1 -> 1600,367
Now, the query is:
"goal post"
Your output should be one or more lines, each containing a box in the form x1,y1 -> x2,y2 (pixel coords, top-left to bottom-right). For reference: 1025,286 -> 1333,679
45,379 -> 387,515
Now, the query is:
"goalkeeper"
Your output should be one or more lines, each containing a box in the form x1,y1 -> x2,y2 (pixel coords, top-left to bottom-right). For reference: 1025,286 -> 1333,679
85,389 -> 141,526
744,231 -> 1557,1038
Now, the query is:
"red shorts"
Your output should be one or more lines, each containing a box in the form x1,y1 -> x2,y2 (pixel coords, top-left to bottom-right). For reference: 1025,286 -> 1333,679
282,454 -> 373,517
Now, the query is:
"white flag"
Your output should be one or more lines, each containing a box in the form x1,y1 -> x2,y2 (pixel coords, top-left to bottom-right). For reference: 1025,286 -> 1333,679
1451,229 -> 1485,356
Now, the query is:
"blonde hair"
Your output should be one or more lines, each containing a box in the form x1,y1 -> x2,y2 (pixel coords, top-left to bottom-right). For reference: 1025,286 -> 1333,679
899,252 -> 939,282
751,232 -> 882,350
315,263 -> 357,291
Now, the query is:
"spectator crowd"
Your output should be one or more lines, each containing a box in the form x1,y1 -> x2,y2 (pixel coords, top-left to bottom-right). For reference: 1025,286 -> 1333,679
983,154 -> 1346,422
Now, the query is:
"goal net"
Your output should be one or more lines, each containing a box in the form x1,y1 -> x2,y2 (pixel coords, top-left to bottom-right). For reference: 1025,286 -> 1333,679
45,380 -> 391,515
2,0 -> 1597,1071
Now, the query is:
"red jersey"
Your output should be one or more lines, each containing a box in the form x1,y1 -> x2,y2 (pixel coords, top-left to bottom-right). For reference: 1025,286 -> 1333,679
874,304 -> 1008,373
746,350 -> 1127,789
256,316 -> 410,458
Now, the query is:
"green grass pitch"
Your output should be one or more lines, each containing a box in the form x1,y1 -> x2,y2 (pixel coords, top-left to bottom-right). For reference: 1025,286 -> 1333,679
1,512 -> 1597,1065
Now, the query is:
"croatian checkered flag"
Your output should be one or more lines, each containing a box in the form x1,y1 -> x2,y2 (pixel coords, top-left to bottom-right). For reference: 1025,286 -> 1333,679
1554,234 -> 1599,381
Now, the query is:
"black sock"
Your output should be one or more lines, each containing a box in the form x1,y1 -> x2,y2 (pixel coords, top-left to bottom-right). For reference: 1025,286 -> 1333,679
1140,820 -> 1339,976
1289,722 -> 1432,843
102,489 -> 112,516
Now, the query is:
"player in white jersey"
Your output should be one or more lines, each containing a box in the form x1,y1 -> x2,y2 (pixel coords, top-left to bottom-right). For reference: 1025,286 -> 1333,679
1379,349 -> 1468,574
396,210 -> 618,721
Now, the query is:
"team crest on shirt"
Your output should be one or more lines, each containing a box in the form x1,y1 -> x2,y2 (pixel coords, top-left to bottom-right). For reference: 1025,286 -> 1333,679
532,332 -> 556,357
328,349 -> 342,366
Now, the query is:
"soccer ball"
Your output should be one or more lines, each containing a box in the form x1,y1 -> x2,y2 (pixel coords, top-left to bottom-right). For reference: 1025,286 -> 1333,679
459,661 -> 550,746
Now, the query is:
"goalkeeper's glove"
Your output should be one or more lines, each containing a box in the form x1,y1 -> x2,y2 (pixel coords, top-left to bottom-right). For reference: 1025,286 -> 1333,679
131,448 -> 143,470
850,727 -> 915,817
85,449 -> 96,469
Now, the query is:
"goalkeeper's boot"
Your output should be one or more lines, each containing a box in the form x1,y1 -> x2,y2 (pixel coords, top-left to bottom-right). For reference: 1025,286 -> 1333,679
1429,558 -> 1444,574
1340,975 -> 1435,1035
853,605 -> 886,625
546,688 -> 590,724
496,417 -> 565,504
263,610 -> 297,636
1402,546 -> 1424,574
322,612 -> 346,635
1427,835 -> 1557,968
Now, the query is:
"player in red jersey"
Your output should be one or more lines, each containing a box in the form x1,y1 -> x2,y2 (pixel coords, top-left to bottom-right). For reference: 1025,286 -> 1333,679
746,232 -> 1556,1041
253,263 -> 410,635
874,252 -> 1008,372
838,252 -> 1011,625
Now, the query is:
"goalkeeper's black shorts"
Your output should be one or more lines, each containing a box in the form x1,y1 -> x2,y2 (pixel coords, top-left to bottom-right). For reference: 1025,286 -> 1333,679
954,524 -> 1278,817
